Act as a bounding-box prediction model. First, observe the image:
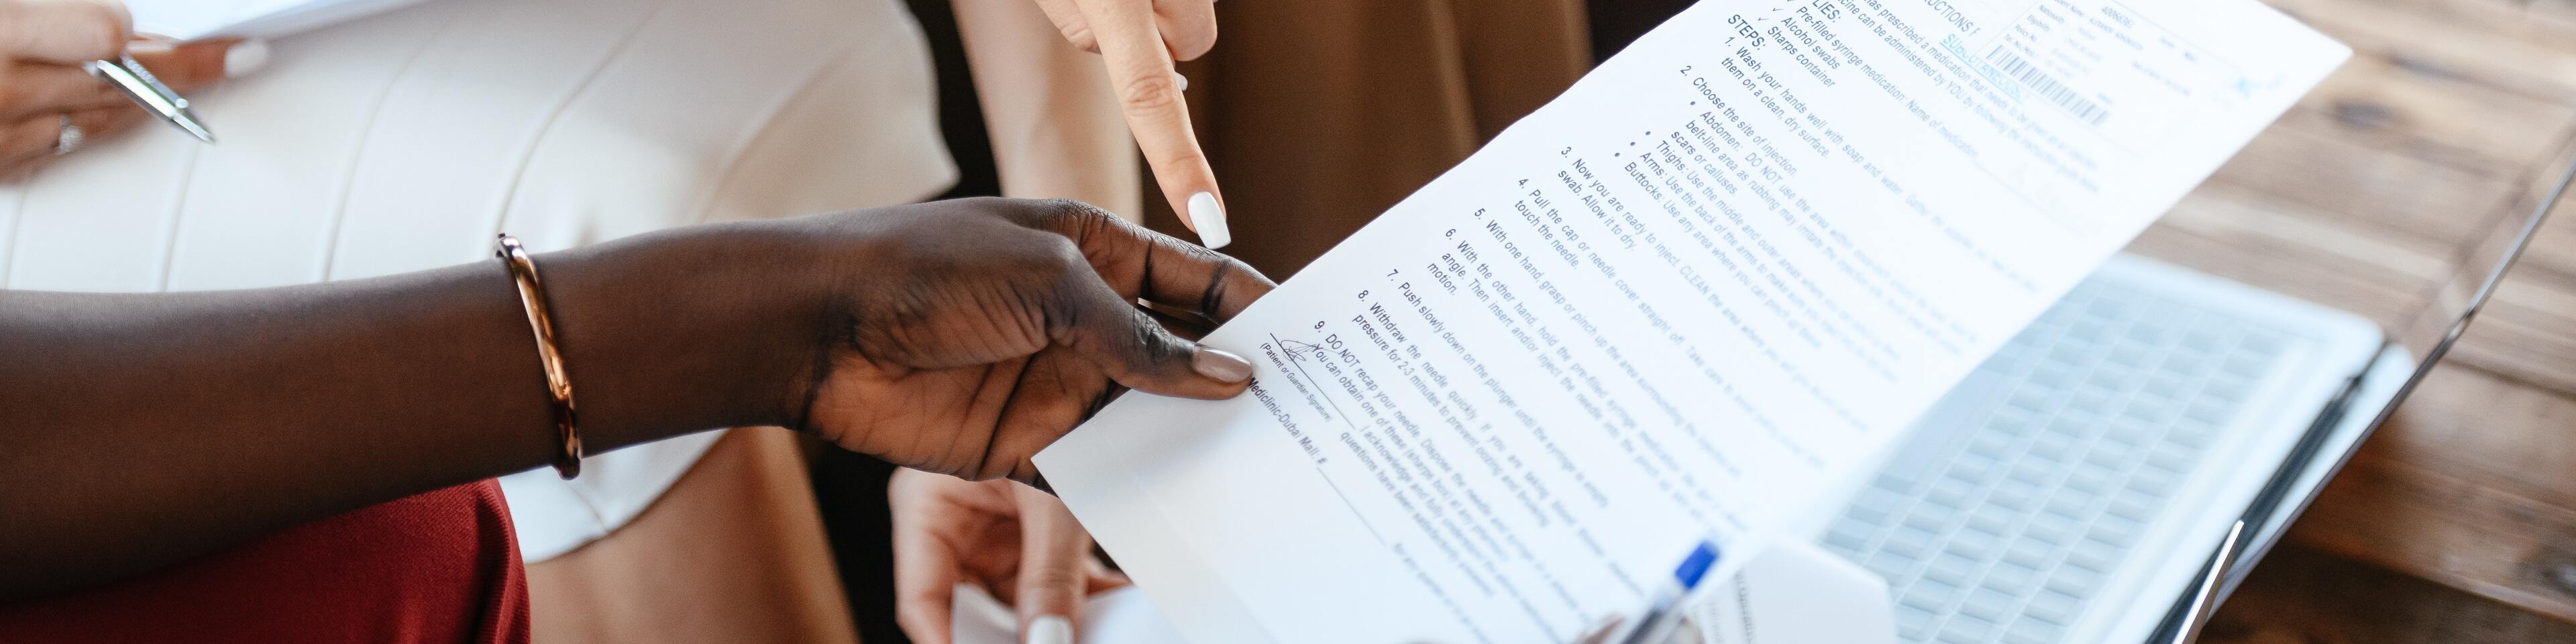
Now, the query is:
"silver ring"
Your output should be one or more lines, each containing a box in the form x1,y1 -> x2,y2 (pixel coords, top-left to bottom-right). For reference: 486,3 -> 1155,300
51,113 -> 82,156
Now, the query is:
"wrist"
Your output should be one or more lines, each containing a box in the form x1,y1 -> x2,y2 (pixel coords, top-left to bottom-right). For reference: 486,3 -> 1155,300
534,222 -> 830,451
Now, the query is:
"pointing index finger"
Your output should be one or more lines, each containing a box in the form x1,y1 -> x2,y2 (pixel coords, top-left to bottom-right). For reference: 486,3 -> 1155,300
1079,0 -> 1228,247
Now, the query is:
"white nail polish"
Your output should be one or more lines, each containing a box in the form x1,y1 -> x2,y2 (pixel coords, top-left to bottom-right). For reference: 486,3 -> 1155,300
1173,72 -> 1189,92
1026,615 -> 1074,644
1187,191 -> 1230,250
224,39 -> 270,78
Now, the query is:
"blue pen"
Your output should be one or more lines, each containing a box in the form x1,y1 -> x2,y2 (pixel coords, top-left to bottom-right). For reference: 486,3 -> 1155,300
1618,539 -> 1719,644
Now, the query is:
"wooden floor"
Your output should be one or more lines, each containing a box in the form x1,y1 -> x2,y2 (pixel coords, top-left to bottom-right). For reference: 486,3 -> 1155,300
2127,0 -> 2576,637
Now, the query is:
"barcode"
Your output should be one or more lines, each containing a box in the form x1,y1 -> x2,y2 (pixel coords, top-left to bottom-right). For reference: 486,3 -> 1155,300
1986,47 -> 2110,126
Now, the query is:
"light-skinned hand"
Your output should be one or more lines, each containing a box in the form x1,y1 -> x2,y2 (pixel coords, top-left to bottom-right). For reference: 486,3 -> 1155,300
0,0 -> 266,174
892,470 -> 1126,644
1026,0 -> 1231,248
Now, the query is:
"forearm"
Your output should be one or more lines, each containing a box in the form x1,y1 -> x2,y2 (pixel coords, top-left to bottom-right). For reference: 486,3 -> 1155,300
0,221 -> 819,600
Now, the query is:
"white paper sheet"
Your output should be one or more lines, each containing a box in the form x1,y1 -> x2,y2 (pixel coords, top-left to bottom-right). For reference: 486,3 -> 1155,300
1036,1 -> 2348,642
947,543 -> 1892,644
129,0 -> 431,41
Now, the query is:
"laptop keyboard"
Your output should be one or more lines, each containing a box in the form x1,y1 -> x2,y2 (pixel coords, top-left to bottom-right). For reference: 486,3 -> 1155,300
1819,277 -> 2291,644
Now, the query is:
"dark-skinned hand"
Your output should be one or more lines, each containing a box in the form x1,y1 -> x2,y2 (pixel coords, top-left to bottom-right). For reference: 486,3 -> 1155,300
779,197 -> 1275,482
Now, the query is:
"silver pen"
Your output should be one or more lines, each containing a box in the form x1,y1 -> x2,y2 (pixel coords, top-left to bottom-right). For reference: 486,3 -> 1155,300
86,54 -> 213,144
2167,521 -> 2248,644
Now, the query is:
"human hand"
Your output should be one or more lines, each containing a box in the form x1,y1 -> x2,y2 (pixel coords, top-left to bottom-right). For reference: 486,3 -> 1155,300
783,197 -> 1273,481
0,0 -> 265,173
1026,0 -> 1229,248
892,468 -> 1124,644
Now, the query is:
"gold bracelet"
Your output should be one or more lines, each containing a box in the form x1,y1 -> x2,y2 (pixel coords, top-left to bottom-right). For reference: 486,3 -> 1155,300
496,234 -> 584,480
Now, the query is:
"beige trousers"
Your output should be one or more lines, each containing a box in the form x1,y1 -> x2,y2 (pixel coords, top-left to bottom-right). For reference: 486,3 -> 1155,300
527,429 -> 859,643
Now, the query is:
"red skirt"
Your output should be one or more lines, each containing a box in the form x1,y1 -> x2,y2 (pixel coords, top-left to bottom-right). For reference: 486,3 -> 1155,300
0,480 -> 531,643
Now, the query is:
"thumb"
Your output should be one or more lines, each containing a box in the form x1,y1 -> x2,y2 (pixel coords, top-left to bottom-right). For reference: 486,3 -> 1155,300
125,38 -> 267,93
1014,484 -> 1093,644
1046,274 -> 1253,400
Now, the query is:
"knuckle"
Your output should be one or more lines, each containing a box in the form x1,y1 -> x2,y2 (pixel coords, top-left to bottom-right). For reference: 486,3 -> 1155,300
1122,307 -> 1188,357
1051,197 -> 1123,230
984,196 -> 1097,229
1036,234 -> 1089,272
1195,257 -> 1275,317
1140,331 -> 1186,366
1023,568 -> 1087,594
1038,197 -> 1112,222
1041,198 -> 1124,235
1118,73 -> 1185,113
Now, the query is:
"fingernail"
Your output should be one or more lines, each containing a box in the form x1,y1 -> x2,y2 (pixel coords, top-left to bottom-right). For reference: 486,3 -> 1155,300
224,39 -> 270,78
1187,191 -> 1230,249
1026,615 -> 1073,644
1173,72 -> 1189,92
1192,346 -> 1254,383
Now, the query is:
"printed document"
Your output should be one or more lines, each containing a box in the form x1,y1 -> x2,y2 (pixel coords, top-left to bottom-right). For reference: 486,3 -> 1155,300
947,541 -> 1893,644
1036,1 -> 2350,642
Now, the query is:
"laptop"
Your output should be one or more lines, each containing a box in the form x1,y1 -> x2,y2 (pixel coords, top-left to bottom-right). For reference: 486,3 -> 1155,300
1809,145 -> 2576,644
